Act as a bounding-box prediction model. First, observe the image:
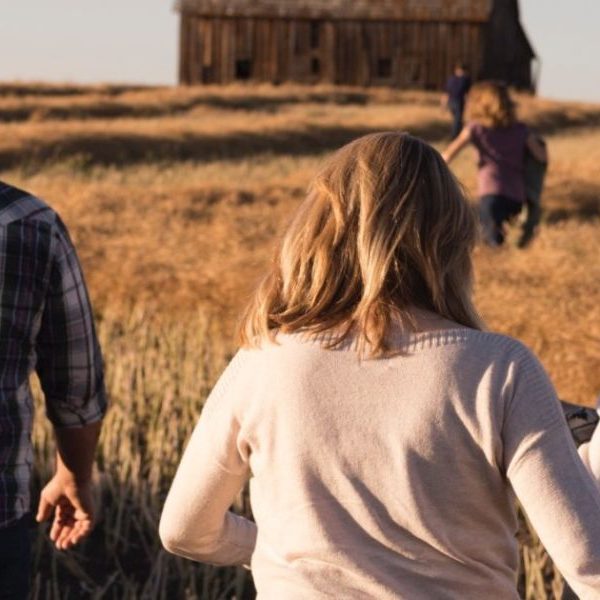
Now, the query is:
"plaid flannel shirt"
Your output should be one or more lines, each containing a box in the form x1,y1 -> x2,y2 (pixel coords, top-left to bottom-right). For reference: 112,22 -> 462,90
0,181 -> 107,528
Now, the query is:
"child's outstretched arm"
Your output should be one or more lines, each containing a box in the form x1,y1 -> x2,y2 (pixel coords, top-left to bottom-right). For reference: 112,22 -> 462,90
442,126 -> 471,163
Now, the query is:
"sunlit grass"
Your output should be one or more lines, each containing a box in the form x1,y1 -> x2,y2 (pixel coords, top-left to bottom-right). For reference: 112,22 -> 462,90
1,82 -> 597,598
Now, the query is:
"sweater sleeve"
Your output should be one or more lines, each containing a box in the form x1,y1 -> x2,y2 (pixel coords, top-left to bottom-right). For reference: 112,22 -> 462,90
503,348 -> 600,598
159,351 -> 256,566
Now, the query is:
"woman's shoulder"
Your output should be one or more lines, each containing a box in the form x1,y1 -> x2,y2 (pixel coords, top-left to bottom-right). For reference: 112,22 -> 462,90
246,327 -> 532,354
236,331 -> 333,366
238,328 -> 541,373
458,328 -> 533,354
431,328 -> 539,367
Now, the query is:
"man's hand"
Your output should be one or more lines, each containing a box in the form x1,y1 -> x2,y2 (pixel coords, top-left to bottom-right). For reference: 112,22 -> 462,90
35,421 -> 102,550
36,473 -> 95,550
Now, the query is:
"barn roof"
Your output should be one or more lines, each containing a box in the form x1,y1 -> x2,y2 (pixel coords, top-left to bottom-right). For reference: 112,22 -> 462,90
175,0 -> 493,22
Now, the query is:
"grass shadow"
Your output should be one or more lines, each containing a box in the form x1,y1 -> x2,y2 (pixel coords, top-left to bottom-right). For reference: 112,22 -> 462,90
0,121 -> 449,172
0,91 -> 382,124
544,182 -> 600,224
528,108 -> 600,136
0,83 -> 153,98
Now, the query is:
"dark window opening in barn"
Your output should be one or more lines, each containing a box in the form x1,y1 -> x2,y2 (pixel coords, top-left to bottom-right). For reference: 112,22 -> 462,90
311,58 -> 321,76
202,66 -> 214,83
411,63 -> 421,84
310,21 -> 321,49
235,59 -> 253,80
377,59 -> 393,79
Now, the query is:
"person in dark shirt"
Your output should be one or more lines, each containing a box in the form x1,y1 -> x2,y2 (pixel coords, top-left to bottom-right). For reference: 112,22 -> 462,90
442,63 -> 472,140
0,181 -> 107,599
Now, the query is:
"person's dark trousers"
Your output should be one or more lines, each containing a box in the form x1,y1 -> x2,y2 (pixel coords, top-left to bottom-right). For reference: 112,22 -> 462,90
517,196 -> 542,248
448,100 -> 464,139
479,195 -> 523,246
0,515 -> 32,600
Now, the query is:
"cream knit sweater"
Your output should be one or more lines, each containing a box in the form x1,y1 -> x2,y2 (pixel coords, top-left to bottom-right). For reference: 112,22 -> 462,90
160,327 -> 600,599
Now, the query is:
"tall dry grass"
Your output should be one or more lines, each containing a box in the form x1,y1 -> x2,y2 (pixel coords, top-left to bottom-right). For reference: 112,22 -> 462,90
0,82 -> 598,598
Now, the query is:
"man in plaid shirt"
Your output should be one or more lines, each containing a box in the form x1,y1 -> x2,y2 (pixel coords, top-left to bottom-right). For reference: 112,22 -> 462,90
0,181 -> 107,598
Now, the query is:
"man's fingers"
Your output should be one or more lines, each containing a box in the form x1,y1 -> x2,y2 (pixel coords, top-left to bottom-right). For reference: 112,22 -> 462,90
51,509 -> 93,550
35,495 -> 54,523
50,518 -> 63,543
65,521 -> 91,548
56,524 -> 74,550
55,519 -> 91,550
76,519 -> 92,541
37,480 -> 95,550
67,489 -> 94,520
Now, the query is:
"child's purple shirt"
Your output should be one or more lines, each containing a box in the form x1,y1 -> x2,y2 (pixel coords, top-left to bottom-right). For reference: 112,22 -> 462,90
469,122 -> 529,202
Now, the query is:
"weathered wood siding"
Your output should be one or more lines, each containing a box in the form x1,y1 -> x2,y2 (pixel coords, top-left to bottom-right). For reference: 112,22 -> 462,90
179,15 -> 485,89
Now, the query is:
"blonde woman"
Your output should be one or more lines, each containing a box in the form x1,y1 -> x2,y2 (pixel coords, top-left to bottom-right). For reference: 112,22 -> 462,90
160,133 -> 600,598
443,81 -> 548,246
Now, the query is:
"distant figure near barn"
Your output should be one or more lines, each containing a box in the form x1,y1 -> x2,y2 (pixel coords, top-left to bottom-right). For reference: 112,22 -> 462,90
442,63 -> 472,140
176,0 -> 537,90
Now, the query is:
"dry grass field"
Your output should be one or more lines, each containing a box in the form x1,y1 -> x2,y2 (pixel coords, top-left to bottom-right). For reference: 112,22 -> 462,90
1,82 -> 599,599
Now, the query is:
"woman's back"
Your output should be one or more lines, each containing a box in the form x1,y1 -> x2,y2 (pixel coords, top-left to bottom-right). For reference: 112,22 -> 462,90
160,133 -> 600,599
208,328 -> 600,599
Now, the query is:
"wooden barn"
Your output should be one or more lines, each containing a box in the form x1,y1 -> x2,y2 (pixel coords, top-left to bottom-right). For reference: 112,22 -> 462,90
175,0 -> 536,91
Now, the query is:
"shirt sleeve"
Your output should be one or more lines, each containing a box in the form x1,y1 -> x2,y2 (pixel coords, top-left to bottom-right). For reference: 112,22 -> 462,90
577,416 -> 600,482
503,348 -> 600,597
35,217 -> 107,428
159,351 -> 256,566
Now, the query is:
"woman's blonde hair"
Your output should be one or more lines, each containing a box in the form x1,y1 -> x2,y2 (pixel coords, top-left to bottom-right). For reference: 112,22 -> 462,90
238,132 -> 482,356
466,81 -> 516,128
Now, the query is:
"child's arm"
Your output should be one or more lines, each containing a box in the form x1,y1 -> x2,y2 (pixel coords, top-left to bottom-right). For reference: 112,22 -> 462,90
441,126 -> 471,163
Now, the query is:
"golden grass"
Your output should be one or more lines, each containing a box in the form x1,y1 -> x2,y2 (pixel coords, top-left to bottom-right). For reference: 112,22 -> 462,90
1,82 -> 598,598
